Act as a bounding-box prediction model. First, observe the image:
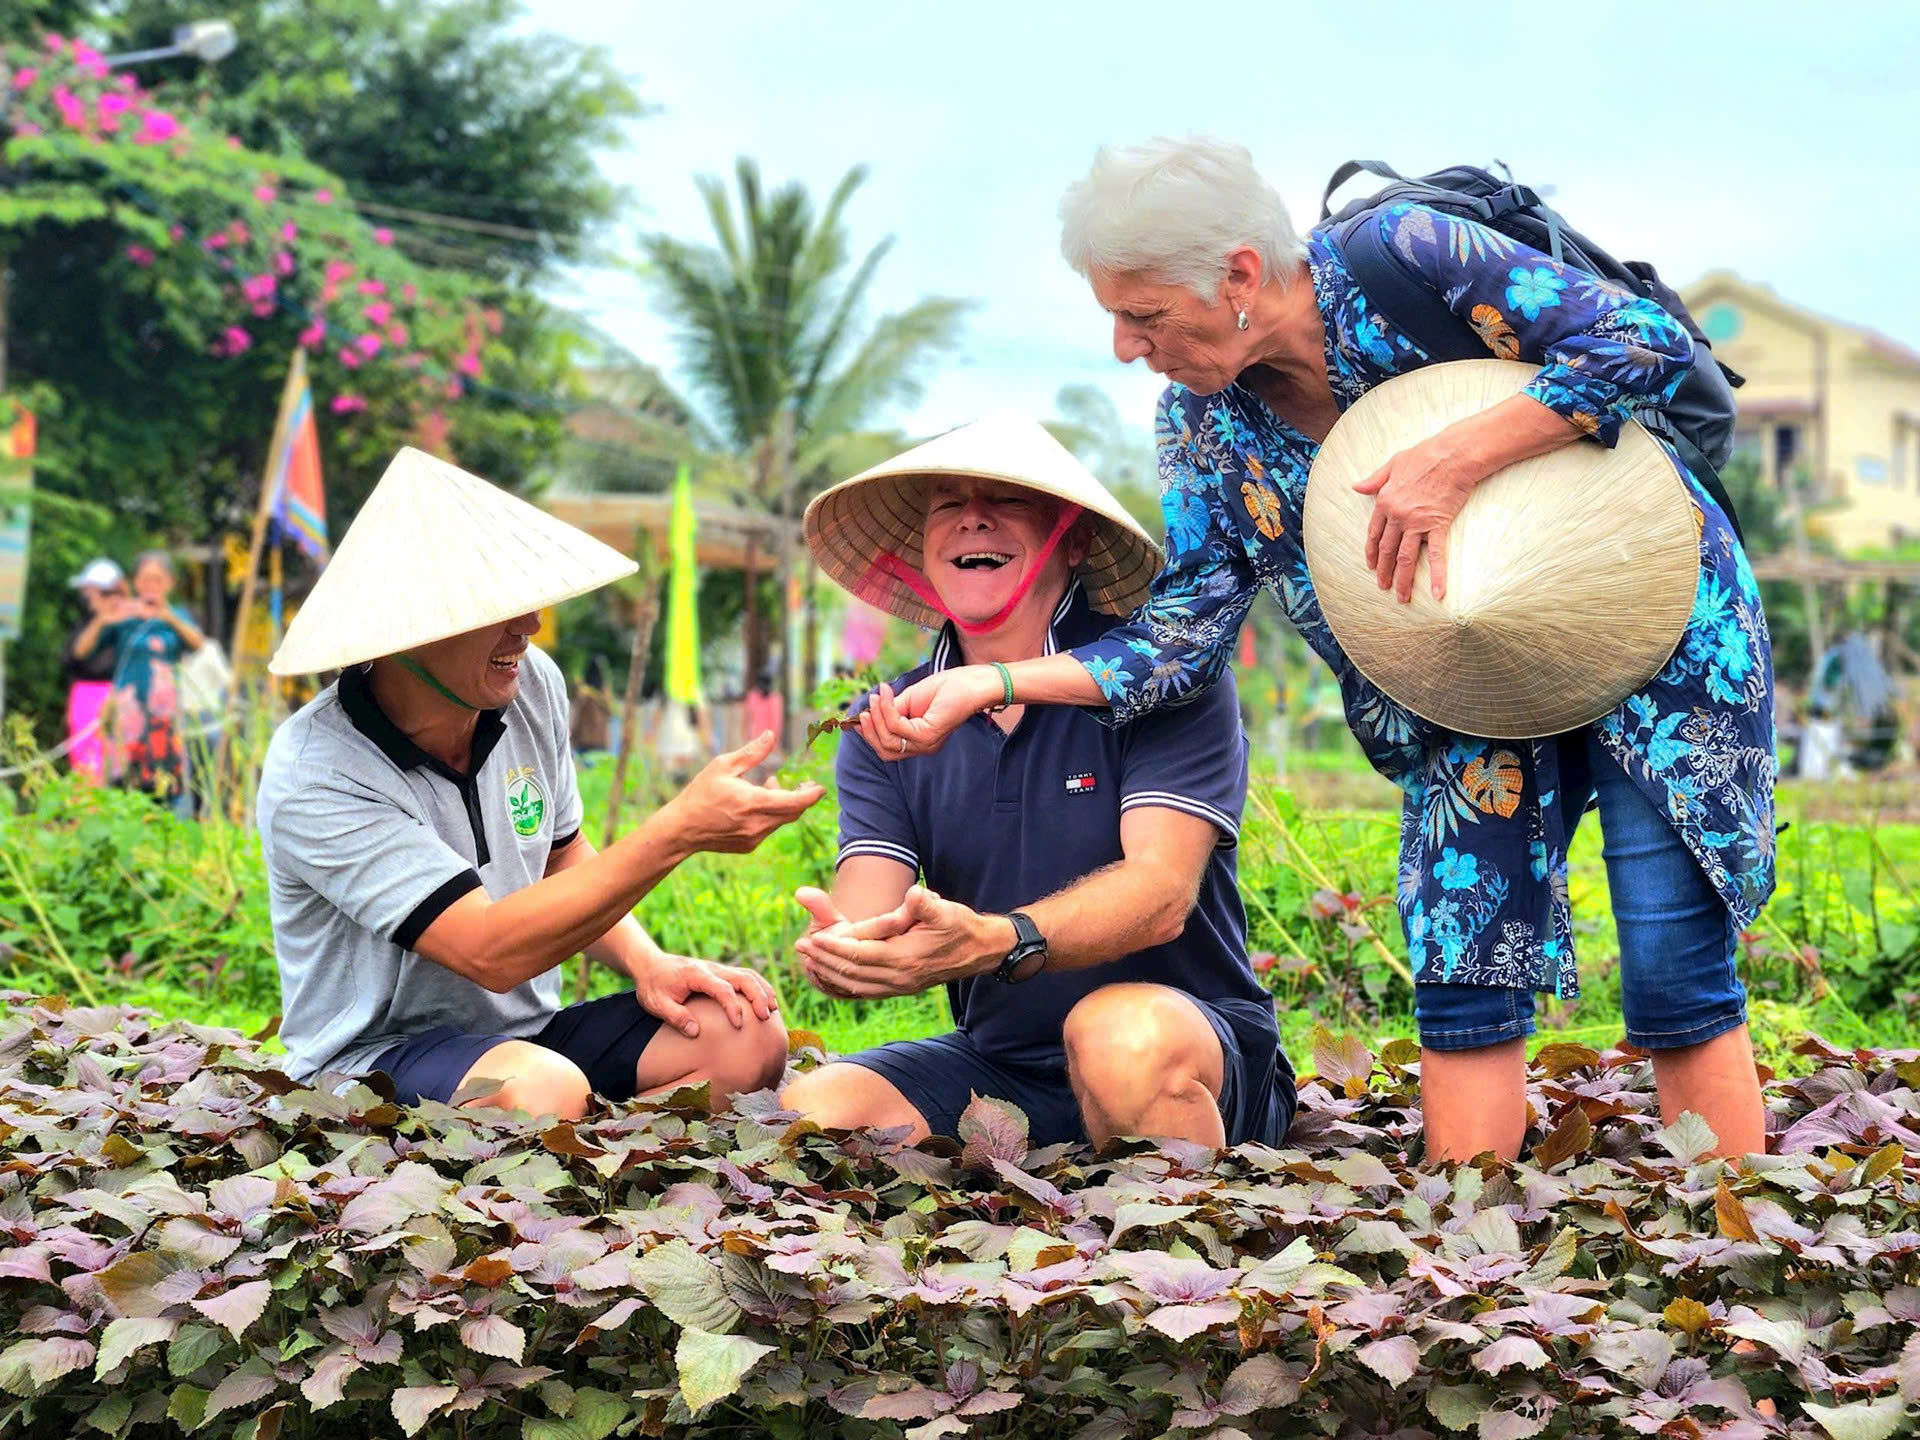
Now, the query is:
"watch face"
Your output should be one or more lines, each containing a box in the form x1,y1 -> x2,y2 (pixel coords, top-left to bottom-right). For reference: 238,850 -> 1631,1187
1007,945 -> 1048,983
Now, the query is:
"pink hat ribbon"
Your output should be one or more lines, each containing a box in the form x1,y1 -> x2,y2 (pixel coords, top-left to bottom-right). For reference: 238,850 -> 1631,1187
854,503 -> 1084,634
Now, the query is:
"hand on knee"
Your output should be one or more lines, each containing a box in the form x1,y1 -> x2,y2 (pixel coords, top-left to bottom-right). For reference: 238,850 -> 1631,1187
680,998 -> 789,1101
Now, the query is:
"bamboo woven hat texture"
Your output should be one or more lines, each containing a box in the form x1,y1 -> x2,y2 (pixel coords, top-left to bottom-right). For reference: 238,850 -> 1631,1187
804,412 -> 1163,628
269,447 -> 638,676
1302,359 -> 1699,739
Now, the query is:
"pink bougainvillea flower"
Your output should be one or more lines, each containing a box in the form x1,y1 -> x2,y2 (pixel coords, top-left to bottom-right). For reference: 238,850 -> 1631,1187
363,301 -> 392,327
168,224 -> 184,243
324,260 -> 353,285
298,321 -> 326,348
337,346 -> 362,370
401,283 -> 417,302
12,68 -> 38,90
115,75 -> 137,93
70,41 -> 105,75
280,221 -> 298,243
226,221 -> 249,245
357,279 -> 385,297
315,189 -> 333,205
217,326 -> 252,356
52,86 -> 87,130
254,185 -> 278,205
125,245 -> 156,267
355,333 -> 383,359
273,250 -> 295,277
97,92 -> 132,131
456,351 -> 482,378
444,380 -> 463,399
403,352 -> 426,369
133,111 -> 179,145
386,323 -> 409,347
204,233 -> 229,251
16,123 -> 40,138
225,135 -> 240,149
330,394 -> 368,415
373,227 -> 393,245
241,274 -> 276,304
484,308 -> 504,336
43,33 -> 66,53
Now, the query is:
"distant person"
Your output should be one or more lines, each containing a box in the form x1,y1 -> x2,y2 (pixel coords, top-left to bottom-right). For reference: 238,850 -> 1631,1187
98,549 -> 204,813
257,448 -> 821,1119
61,557 -> 128,785
569,654 -> 613,755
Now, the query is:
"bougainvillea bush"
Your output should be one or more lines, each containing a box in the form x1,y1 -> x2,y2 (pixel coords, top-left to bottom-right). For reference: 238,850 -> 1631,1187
4,1000 -> 1920,1439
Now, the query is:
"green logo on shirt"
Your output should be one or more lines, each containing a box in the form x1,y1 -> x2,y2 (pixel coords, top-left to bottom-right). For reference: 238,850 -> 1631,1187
505,768 -> 547,838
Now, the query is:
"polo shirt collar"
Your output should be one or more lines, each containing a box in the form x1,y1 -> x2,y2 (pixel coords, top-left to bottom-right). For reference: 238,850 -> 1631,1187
930,578 -> 1084,673
338,664 -> 509,782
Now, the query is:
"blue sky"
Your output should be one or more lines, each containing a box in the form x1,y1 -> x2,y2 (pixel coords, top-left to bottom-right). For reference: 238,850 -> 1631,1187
536,0 -> 1919,443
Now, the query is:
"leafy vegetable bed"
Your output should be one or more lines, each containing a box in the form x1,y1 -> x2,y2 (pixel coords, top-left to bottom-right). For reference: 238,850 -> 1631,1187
2,999 -> 1919,1439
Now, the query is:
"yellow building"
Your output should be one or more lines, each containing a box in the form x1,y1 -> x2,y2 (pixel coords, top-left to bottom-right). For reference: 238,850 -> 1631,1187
1682,273 -> 1920,553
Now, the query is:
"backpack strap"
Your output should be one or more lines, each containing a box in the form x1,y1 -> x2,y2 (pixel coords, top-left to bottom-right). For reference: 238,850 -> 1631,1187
1331,212 -> 1482,363
1319,159 -> 1411,220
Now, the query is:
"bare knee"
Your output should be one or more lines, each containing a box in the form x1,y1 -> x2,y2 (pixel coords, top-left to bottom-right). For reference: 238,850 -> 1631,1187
703,1002 -> 790,1100
780,1063 -> 929,1141
1065,986 -> 1219,1119
460,1041 -> 590,1122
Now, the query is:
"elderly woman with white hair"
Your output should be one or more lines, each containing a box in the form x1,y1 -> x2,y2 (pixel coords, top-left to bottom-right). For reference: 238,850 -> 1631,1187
862,138 -> 1777,1164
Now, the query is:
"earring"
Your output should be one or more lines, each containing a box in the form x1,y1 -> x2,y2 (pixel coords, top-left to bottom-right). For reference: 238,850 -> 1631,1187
1236,309 -> 1250,332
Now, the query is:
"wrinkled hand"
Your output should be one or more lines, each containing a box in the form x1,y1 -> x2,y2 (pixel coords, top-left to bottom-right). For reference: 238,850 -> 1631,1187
664,731 -> 824,854
859,668 -> 1002,763
633,951 -> 778,1039
1353,429 -> 1489,603
794,885 -> 1009,999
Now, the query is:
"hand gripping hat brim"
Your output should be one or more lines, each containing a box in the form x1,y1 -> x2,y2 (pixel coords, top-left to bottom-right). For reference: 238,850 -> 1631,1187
269,447 -> 639,676
1302,359 -> 1699,739
803,412 -> 1163,629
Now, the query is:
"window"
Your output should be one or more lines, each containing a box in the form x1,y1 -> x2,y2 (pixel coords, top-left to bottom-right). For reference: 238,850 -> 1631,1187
1773,424 -> 1801,492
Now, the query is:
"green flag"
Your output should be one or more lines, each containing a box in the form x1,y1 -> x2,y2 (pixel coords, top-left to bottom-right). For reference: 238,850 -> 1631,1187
663,463 -> 703,706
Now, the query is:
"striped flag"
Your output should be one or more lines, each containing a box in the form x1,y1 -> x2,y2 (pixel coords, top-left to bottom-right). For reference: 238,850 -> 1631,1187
267,348 -> 329,563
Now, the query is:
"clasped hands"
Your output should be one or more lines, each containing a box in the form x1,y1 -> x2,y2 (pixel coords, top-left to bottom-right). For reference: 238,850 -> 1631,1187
793,885 -> 1016,1000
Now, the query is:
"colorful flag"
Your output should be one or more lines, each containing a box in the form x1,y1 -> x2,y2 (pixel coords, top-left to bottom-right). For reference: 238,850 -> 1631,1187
0,407 -> 33,643
662,462 -> 703,707
267,349 -> 329,562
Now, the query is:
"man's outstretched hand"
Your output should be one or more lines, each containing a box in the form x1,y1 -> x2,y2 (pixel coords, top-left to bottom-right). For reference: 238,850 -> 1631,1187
663,731 -> 824,854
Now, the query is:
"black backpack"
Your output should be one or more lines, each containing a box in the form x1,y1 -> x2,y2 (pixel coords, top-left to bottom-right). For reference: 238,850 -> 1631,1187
1320,159 -> 1747,542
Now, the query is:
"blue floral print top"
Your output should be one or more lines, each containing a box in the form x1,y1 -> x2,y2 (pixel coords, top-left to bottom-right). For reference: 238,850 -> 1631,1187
1072,203 -> 1778,997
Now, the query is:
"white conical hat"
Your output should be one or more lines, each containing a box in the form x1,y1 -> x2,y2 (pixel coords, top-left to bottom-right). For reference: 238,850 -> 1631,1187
1303,359 -> 1699,739
804,412 -> 1162,629
269,447 -> 638,675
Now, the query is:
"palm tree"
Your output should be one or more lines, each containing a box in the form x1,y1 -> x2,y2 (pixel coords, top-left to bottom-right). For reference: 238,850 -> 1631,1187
643,159 -> 973,695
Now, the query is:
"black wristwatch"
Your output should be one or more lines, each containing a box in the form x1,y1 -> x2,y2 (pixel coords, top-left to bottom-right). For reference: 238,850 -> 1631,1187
991,911 -> 1048,984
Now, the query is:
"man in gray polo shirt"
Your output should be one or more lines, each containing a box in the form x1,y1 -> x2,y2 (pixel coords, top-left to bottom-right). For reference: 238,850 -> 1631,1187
259,448 -> 822,1118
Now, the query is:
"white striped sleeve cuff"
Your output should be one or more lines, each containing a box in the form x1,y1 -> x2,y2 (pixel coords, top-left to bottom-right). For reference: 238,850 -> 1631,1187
1119,791 -> 1241,846
836,838 -> 921,871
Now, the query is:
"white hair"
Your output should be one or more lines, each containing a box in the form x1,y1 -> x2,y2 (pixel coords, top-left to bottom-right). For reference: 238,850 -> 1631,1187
1059,136 -> 1306,300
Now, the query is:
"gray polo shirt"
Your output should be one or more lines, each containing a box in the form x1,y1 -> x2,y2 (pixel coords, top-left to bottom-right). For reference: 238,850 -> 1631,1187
257,646 -> 583,1081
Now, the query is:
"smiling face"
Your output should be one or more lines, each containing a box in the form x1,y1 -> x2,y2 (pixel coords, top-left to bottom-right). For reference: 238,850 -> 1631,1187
921,475 -> 1089,630
132,558 -> 173,606
1092,266 -> 1252,396
409,612 -> 542,709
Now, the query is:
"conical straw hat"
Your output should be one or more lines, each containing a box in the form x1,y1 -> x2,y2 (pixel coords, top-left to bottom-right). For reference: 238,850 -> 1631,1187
1302,359 -> 1699,739
269,447 -> 638,675
804,413 -> 1162,628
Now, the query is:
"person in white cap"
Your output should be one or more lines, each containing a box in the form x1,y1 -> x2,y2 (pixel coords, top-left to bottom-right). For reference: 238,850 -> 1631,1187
780,415 -> 1295,1151
257,448 -> 823,1118
62,557 -> 129,785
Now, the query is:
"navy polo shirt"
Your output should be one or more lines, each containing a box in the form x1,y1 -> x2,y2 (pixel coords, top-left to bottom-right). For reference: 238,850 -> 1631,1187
835,580 -> 1283,1072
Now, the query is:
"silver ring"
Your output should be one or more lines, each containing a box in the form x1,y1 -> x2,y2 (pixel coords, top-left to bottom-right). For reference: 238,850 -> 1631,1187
897,736 -> 908,756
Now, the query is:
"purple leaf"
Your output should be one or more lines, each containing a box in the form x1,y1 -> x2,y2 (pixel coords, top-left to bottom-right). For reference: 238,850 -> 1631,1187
957,1094 -> 1029,1170
190,1280 -> 270,1340
1356,1335 -> 1421,1388
300,1347 -> 362,1409
1144,1299 -> 1241,1341
1476,1334 -> 1551,1373
1109,1251 -> 1238,1304
391,1384 -> 460,1436
460,1314 -> 526,1362
205,1364 -> 281,1420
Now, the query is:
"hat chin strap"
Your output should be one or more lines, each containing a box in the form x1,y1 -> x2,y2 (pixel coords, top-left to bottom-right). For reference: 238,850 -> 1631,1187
394,654 -> 483,712
858,504 -> 1084,636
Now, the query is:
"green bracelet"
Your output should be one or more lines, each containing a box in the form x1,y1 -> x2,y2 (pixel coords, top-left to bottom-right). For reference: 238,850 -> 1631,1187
991,661 -> 1015,709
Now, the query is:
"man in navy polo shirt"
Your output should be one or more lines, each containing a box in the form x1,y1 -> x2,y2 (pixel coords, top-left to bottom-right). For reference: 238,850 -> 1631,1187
783,415 -> 1295,1149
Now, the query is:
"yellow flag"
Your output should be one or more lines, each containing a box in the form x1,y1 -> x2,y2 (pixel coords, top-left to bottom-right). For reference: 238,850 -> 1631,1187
663,463 -> 703,706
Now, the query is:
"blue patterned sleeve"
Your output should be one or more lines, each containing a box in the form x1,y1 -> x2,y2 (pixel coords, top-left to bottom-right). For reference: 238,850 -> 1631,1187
1067,389 -> 1260,724
1378,203 -> 1695,447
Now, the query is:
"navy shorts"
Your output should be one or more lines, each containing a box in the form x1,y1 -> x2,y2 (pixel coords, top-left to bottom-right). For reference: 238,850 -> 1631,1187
1414,728 -> 1748,1053
369,992 -> 667,1105
845,994 -> 1295,1149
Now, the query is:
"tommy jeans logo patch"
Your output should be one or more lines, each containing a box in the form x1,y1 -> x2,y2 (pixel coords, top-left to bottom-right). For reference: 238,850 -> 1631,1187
1065,772 -> 1096,794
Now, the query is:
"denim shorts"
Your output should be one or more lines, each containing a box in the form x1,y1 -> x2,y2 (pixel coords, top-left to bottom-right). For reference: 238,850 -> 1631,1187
1414,727 -> 1748,1053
